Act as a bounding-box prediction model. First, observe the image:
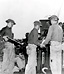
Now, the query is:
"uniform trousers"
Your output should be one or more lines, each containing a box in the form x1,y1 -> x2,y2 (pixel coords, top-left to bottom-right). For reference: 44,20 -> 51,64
25,44 -> 37,74
1,42 -> 15,74
50,41 -> 62,74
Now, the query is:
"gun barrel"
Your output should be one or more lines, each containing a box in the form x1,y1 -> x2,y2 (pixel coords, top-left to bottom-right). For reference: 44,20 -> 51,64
7,37 -> 22,46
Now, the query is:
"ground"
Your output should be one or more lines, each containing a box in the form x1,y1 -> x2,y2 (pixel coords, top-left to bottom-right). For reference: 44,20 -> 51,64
14,68 -> 64,74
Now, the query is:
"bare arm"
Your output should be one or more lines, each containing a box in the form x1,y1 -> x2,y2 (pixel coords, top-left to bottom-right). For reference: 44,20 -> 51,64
43,26 -> 53,45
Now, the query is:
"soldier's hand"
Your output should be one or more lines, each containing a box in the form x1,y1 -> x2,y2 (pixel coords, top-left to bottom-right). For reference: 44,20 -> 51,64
40,39 -> 45,48
3,36 -> 8,41
40,43 -> 45,48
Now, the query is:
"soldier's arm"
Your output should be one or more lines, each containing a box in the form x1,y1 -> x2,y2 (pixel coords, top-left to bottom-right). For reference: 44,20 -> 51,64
0,27 -> 8,41
43,26 -> 53,45
12,33 -> 14,39
33,29 -> 40,46
0,27 -> 6,37
62,29 -> 64,42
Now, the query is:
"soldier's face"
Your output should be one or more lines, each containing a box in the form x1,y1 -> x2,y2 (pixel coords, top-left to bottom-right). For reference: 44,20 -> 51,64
35,24 -> 40,30
7,22 -> 14,28
59,24 -> 62,27
51,19 -> 58,25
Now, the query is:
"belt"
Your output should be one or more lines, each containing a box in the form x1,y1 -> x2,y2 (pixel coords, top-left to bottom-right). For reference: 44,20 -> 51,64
51,41 -> 61,46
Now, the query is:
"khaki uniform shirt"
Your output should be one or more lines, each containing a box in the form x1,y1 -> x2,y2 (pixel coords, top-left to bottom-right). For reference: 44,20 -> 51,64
0,26 -> 13,39
44,24 -> 63,45
28,28 -> 40,46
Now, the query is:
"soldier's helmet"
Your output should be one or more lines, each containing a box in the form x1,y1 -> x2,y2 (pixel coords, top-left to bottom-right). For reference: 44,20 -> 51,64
34,21 -> 42,26
48,15 -> 59,21
6,19 -> 16,25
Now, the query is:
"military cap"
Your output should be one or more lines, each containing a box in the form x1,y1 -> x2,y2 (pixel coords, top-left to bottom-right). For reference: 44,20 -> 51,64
59,22 -> 62,25
34,21 -> 42,26
48,15 -> 59,21
6,19 -> 16,25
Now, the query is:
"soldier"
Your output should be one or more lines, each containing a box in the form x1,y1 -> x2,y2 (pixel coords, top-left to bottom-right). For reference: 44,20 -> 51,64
59,22 -> 63,28
0,19 -> 16,74
25,21 -> 42,74
40,15 -> 63,74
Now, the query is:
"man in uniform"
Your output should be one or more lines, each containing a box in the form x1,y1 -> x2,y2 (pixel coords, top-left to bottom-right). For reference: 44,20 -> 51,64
40,15 -> 63,74
0,19 -> 16,74
25,21 -> 42,74
59,22 -> 63,28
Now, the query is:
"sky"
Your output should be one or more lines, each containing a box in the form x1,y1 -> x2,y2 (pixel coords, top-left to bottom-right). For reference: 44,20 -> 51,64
0,0 -> 64,39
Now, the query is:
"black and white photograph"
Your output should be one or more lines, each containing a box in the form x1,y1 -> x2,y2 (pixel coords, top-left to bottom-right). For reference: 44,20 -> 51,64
0,0 -> 64,74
